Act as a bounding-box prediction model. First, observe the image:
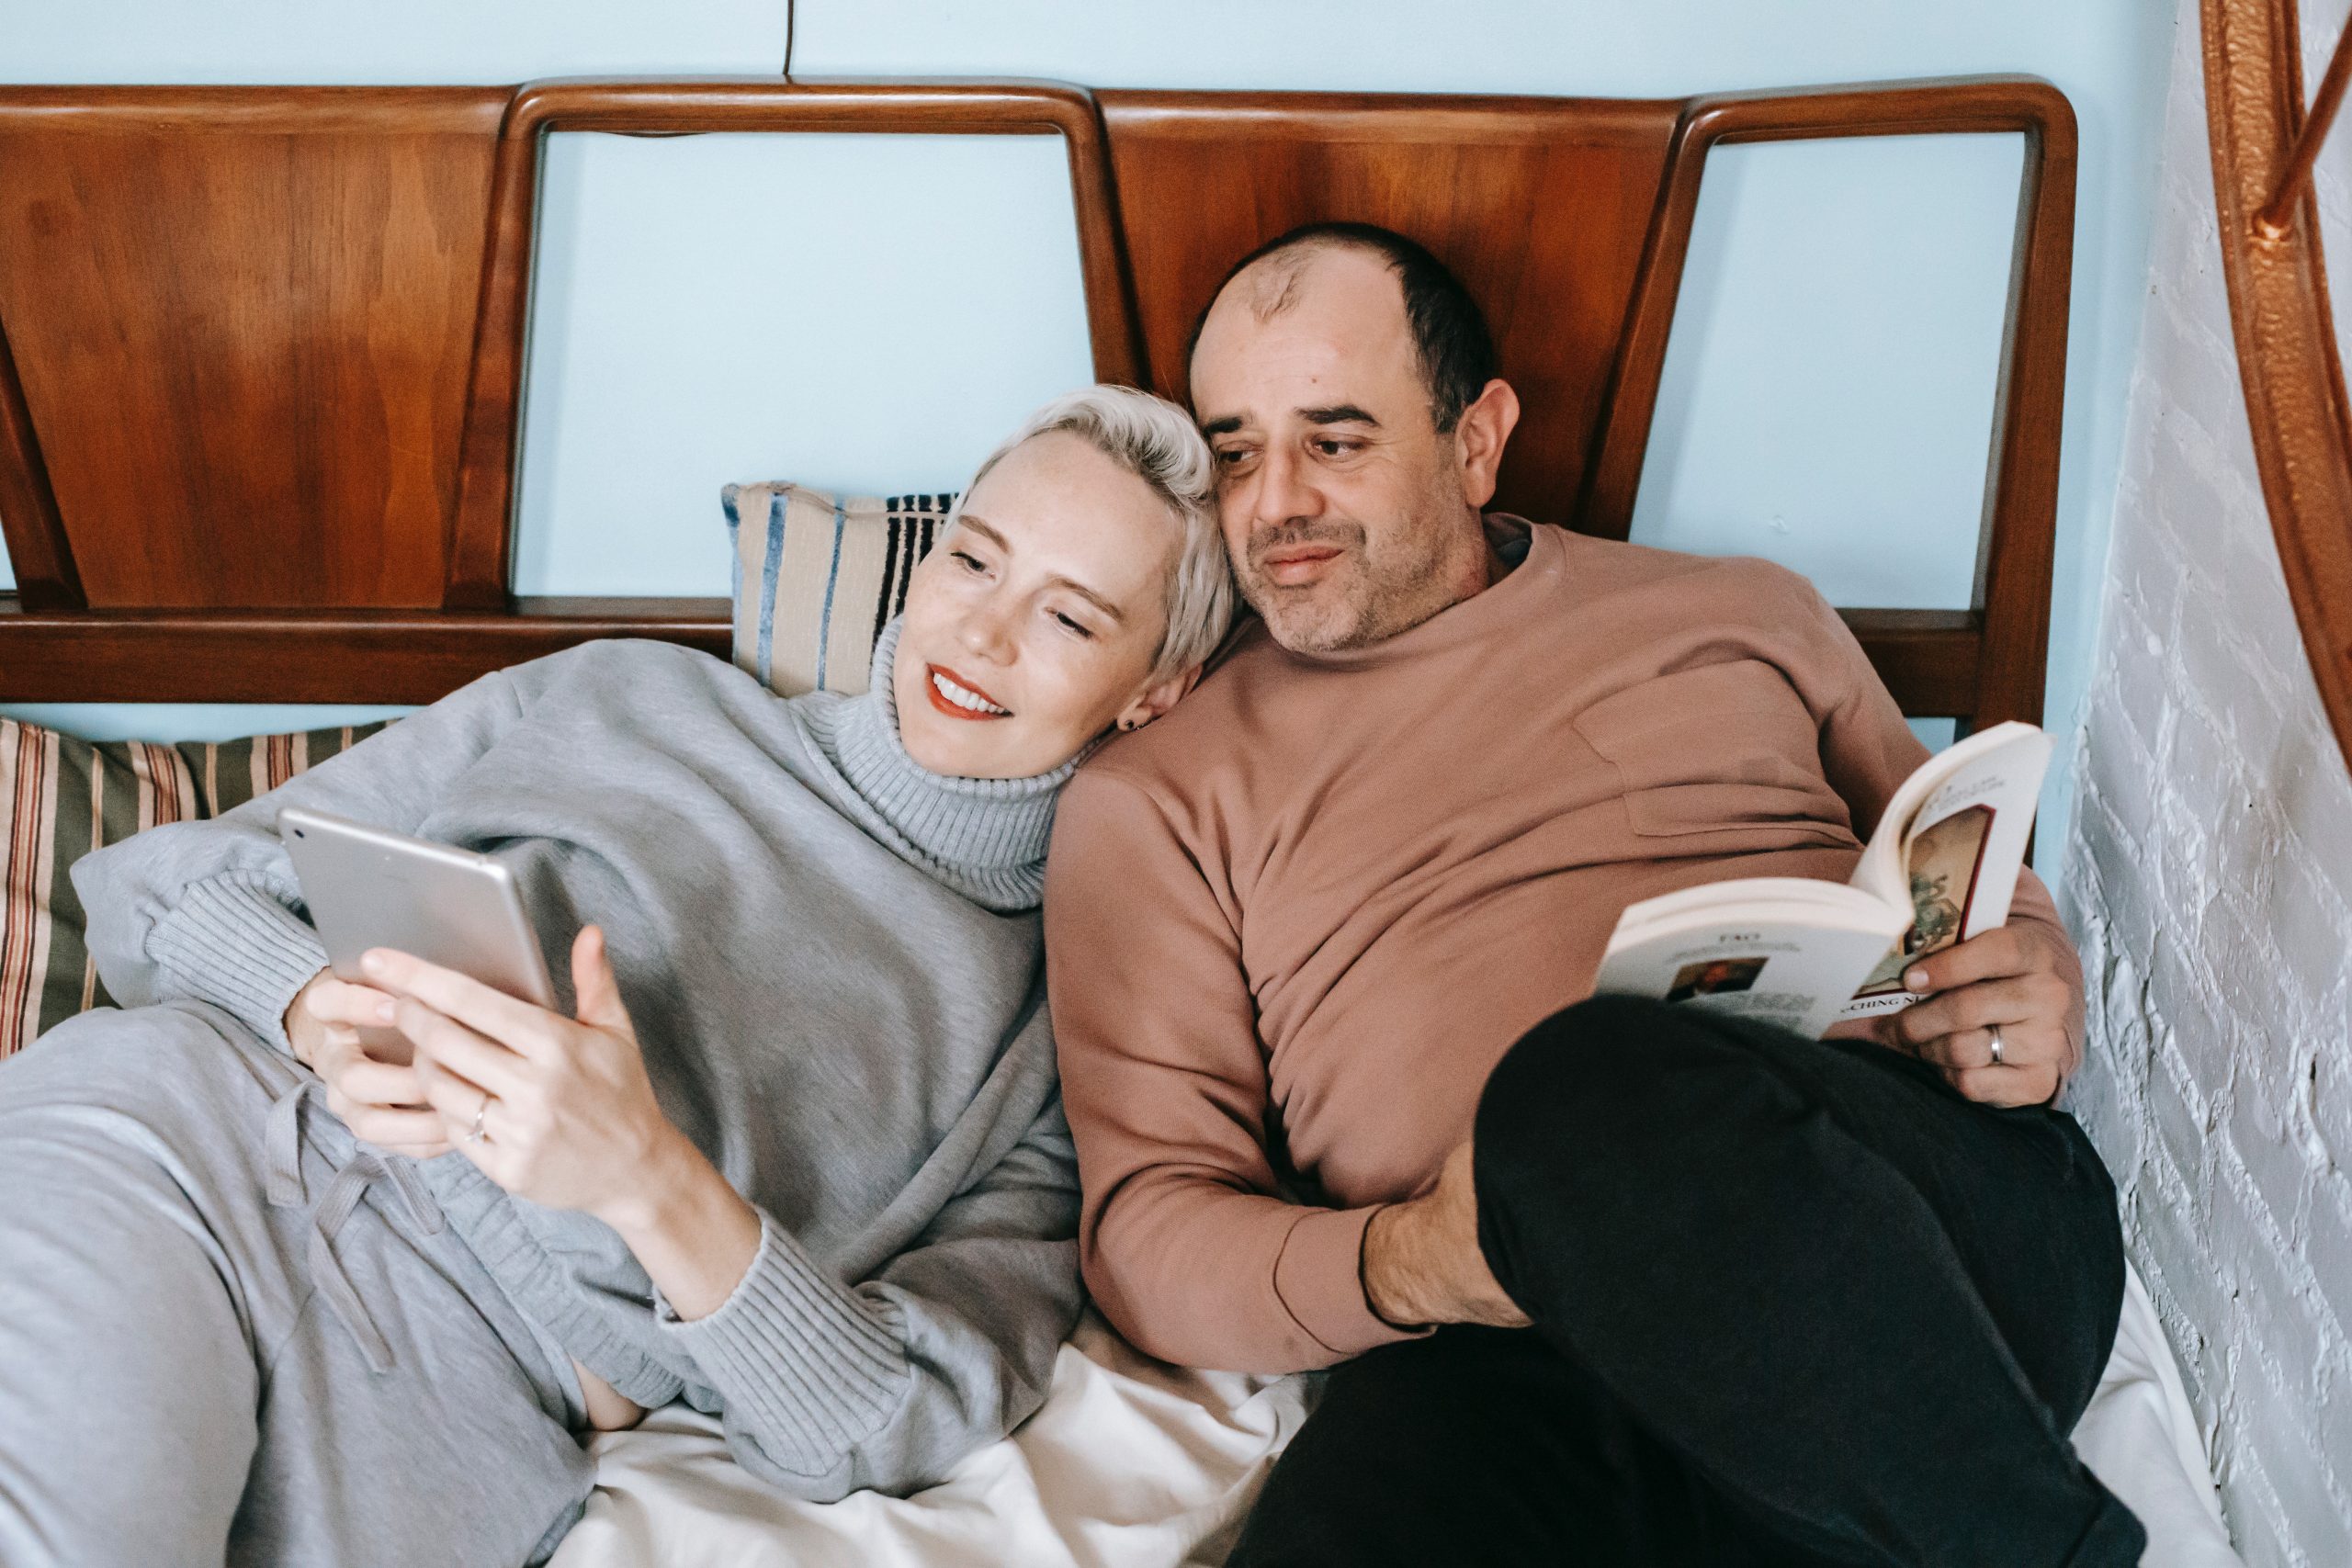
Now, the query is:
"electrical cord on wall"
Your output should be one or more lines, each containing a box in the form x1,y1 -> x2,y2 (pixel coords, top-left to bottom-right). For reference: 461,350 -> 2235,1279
783,0 -> 797,80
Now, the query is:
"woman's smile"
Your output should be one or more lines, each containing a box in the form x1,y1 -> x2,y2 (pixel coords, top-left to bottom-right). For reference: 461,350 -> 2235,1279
925,663 -> 1013,720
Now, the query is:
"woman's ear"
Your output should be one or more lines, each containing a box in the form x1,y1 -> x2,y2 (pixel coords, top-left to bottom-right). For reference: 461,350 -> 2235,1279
1453,378 -> 1521,510
1112,665 -> 1204,733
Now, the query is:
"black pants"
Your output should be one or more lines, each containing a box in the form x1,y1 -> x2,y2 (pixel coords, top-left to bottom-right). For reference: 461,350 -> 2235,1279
1229,996 -> 2144,1567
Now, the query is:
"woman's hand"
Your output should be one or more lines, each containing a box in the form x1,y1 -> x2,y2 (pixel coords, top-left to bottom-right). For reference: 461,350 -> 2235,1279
284,970 -> 450,1158
368,930 -> 765,1322
361,928 -> 686,1227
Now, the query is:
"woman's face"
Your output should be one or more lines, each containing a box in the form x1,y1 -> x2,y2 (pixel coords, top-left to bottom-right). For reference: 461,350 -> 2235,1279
894,431 -> 1195,779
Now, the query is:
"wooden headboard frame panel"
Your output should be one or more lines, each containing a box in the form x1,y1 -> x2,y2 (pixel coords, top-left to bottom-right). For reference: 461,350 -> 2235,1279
0,74 -> 2074,726
1586,77 -> 2077,731
1096,89 -> 1683,527
0,79 -> 1136,702
0,89 -> 512,623
449,77 -> 1146,611
0,314 -> 73,613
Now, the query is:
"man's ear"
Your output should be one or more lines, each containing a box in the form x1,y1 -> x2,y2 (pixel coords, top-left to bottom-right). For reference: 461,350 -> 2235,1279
1113,664 -> 1204,733
1452,378 -> 1521,510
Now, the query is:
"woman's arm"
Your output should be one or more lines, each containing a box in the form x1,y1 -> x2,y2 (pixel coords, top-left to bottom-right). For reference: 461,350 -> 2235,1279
374,938 -> 1080,1499
72,664 -> 528,1053
652,1093 -> 1080,1500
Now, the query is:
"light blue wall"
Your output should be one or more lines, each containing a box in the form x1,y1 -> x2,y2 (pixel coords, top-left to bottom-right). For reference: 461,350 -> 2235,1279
1633,132 -> 2023,611
0,0 -> 2174,867
514,131 -> 1096,596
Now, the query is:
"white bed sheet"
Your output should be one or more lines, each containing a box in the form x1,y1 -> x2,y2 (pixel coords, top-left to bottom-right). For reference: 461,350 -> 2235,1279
554,1265 -> 2237,1568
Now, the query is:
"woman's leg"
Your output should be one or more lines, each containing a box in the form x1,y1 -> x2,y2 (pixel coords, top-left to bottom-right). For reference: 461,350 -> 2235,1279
1473,994 -> 2144,1568
0,1011 -> 260,1564
0,1003 -> 594,1568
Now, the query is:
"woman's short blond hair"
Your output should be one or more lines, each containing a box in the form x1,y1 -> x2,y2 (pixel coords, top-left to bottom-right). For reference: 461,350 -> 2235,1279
955,385 -> 1235,682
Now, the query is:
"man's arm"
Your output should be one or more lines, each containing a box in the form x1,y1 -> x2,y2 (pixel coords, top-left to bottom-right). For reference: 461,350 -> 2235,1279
1798,576 -> 2085,1106
1046,770 -> 1419,1374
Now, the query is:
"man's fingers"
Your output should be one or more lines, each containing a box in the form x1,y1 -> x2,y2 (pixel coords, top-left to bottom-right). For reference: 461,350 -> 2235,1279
1907,1021 -> 2064,1073
1946,1062 -> 2061,1109
363,949 -> 555,1060
1894,972 -> 2066,1048
1900,925 -> 2032,995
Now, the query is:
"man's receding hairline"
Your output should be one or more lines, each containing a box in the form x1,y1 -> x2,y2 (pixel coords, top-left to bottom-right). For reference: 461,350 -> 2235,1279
1220,233 -> 1401,328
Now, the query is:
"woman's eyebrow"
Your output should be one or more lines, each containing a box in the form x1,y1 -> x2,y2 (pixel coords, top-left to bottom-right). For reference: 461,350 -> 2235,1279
1052,579 -> 1126,623
956,513 -> 1125,622
957,513 -> 1012,549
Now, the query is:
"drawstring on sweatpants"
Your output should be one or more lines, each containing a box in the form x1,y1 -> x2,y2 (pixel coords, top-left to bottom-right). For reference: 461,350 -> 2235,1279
265,1080 -> 446,1375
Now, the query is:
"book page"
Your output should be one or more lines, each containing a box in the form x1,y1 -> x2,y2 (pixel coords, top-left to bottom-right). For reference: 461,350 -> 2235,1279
1594,892 -> 1910,1040
1838,722 -> 2048,1021
1850,802 -> 1996,996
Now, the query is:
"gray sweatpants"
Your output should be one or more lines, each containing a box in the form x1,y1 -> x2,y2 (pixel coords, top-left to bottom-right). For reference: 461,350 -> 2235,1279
0,1000 -> 595,1567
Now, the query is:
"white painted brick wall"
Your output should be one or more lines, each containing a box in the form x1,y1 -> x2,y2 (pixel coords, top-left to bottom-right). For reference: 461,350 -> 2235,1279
2064,4 -> 2352,1562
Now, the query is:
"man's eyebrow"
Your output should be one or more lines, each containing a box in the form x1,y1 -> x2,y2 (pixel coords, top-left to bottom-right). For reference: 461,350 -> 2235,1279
1199,415 -> 1244,437
956,513 -> 1125,622
1302,404 -> 1381,427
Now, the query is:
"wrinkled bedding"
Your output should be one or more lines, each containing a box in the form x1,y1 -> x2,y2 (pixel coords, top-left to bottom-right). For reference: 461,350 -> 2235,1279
554,1265 -> 2238,1568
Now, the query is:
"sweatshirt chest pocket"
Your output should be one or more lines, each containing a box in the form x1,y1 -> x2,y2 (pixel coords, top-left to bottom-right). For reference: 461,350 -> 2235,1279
1571,661 -> 1854,842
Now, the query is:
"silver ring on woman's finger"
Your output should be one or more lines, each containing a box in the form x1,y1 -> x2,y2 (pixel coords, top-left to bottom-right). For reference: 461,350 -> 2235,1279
1988,1023 -> 2006,1066
464,1098 -> 492,1145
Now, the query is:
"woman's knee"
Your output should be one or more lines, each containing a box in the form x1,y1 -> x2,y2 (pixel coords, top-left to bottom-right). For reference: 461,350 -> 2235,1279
5,1001 -> 279,1103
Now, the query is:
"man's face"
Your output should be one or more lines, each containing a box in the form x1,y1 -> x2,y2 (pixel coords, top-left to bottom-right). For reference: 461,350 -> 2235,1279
1190,247 -> 1485,653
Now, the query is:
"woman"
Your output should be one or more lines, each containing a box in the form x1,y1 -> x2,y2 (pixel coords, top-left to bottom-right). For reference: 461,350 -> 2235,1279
0,385 -> 1233,1567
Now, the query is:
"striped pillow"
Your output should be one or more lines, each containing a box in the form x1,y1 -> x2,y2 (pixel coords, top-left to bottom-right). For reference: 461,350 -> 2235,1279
0,717 -> 388,1058
722,484 -> 956,698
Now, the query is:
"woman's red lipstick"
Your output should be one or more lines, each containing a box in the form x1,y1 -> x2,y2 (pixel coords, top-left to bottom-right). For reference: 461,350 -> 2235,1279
923,663 -> 1012,721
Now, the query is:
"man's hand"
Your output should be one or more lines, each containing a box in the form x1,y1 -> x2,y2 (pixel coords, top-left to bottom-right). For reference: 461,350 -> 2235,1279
1362,1140 -> 1530,1330
284,970 -> 452,1157
1880,921 -> 2084,1108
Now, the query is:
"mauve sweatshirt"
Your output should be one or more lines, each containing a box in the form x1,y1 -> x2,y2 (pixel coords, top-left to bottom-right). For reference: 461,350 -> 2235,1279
1045,520 -> 2075,1375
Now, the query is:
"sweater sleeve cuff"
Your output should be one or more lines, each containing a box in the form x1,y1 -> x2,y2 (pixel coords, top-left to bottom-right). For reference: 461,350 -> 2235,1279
143,874 -> 329,1054
1272,1205 -> 1426,1359
654,1210 -> 910,1473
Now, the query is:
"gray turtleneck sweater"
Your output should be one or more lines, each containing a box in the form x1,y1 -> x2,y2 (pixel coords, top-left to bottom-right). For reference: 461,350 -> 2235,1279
72,626 -> 1081,1501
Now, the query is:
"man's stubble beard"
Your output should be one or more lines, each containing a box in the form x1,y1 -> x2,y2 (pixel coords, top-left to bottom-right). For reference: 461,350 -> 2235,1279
1239,498 -> 1481,655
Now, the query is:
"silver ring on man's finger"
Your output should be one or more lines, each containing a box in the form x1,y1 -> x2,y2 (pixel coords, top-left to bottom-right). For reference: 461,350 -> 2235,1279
464,1098 -> 492,1145
1988,1023 -> 2006,1066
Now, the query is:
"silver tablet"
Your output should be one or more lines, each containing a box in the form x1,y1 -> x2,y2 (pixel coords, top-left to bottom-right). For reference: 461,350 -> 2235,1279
280,807 -> 558,1061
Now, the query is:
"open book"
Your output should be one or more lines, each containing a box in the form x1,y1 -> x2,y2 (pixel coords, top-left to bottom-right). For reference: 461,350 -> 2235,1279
1591,720 -> 2052,1039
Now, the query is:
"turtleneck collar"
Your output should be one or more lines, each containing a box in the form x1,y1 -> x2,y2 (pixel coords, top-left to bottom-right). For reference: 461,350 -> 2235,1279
797,619 -> 1078,913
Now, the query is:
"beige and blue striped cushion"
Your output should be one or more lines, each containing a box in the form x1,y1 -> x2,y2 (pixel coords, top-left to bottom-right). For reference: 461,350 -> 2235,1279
1,483 -> 946,1055
722,483 -> 957,699
0,717 -> 389,1057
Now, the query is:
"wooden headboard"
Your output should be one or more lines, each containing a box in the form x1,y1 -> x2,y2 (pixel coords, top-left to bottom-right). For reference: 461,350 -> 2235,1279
0,74 -> 2074,729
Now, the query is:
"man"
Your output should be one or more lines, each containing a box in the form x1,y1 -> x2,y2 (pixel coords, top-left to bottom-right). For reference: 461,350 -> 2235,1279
1046,222 -> 2143,1566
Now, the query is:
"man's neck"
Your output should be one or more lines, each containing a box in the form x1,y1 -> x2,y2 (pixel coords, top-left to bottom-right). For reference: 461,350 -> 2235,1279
1481,513 -> 1532,587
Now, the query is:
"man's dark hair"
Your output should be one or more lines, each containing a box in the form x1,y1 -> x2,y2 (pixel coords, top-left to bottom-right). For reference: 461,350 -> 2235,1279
1185,220 -> 1499,433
